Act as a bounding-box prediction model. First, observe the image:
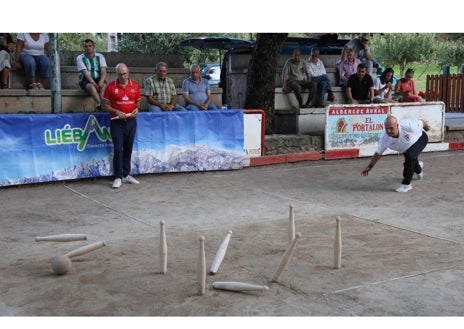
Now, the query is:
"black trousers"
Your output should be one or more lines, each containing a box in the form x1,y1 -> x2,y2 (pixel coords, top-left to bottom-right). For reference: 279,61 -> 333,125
402,131 -> 428,185
110,118 -> 137,179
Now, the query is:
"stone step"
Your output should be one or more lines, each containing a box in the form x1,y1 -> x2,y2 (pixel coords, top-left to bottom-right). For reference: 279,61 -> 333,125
274,87 -> 345,110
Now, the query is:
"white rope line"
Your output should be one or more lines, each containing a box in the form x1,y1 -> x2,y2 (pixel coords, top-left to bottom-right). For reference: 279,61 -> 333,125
333,215 -> 464,293
352,215 -> 464,245
333,267 -> 462,293
63,184 -> 156,229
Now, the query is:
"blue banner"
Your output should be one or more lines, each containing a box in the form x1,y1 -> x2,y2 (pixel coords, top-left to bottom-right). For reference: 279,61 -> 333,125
0,111 -> 244,187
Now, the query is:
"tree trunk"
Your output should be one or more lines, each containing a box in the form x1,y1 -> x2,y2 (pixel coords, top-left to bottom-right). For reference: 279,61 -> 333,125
244,33 -> 287,134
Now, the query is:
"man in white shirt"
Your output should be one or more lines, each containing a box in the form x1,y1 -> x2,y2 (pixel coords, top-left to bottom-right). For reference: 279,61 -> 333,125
306,47 -> 335,107
361,115 -> 430,192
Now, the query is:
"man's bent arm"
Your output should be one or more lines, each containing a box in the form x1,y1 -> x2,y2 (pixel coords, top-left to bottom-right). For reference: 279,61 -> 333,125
361,152 -> 382,176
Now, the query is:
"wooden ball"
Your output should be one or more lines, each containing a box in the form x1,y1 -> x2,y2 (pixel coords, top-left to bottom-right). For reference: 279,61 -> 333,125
51,255 -> 71,275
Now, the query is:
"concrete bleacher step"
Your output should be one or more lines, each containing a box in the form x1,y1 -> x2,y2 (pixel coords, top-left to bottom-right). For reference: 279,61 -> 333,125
274,67 -> 340,89
274,86 -> 345,111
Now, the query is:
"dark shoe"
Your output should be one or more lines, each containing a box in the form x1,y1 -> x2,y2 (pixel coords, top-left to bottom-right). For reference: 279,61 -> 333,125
327,93 -> 335,102
95,104 -> 102,111
300,104 -> 307,108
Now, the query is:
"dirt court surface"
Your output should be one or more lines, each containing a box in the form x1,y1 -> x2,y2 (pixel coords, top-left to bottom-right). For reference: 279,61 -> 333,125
1,150 -> 464,323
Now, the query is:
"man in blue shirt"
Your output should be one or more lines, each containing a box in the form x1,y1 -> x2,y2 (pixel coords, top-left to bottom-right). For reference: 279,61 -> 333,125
182,64 -> 217,111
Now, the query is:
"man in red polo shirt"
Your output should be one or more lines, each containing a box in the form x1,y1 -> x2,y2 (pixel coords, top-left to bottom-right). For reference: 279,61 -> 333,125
103,63 -> 141,188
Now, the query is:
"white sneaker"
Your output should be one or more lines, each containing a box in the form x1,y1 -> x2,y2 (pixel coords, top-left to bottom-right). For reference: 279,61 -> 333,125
415,161 -> 424,180
112,178 -> 122,189
122,175 -> 139,184
395,184 -> 413,193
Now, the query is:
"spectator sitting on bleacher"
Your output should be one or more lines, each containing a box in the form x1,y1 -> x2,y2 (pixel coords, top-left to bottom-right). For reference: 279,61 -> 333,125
373,67 -> 396,103
346,63 -> 374,104
14,33 -> 50,90
339,48 -> 360,88
282,48 -> 316,109
0,33 -> 14,89
394,68 -> 422,103
182,64 -> 217,111
306,47 -> 335,107
144,62 -> 186,112
76,39 -> 107,111
341,34 -> 373,76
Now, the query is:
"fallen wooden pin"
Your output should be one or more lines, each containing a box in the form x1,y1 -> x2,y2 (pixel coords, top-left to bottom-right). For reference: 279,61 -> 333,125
50,241 -> 106,275
212,281 -> 269,292
209,230 -> 233,275
35,233 -> 88,242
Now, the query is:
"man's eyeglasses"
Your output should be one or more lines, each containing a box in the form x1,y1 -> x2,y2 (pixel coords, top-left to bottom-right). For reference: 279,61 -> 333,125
118,72 -> 128,76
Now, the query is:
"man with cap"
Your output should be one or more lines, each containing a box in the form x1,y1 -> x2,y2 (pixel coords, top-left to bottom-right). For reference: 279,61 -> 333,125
341,33 -> 373,76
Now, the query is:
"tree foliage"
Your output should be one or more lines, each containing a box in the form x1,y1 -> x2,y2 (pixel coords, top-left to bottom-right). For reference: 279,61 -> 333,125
435,41 -> 464,70
370,33 -> 436,77
57,33 -> 107,51
118,33 -> 193,55
436,33 -> 464,42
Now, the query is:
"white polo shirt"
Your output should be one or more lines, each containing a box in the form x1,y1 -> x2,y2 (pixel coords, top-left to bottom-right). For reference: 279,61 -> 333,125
306,58 -> 327,78
376,120 -> 424,154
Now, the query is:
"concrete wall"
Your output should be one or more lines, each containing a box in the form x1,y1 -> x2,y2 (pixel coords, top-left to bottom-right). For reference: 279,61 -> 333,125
0,88 -> 223,114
